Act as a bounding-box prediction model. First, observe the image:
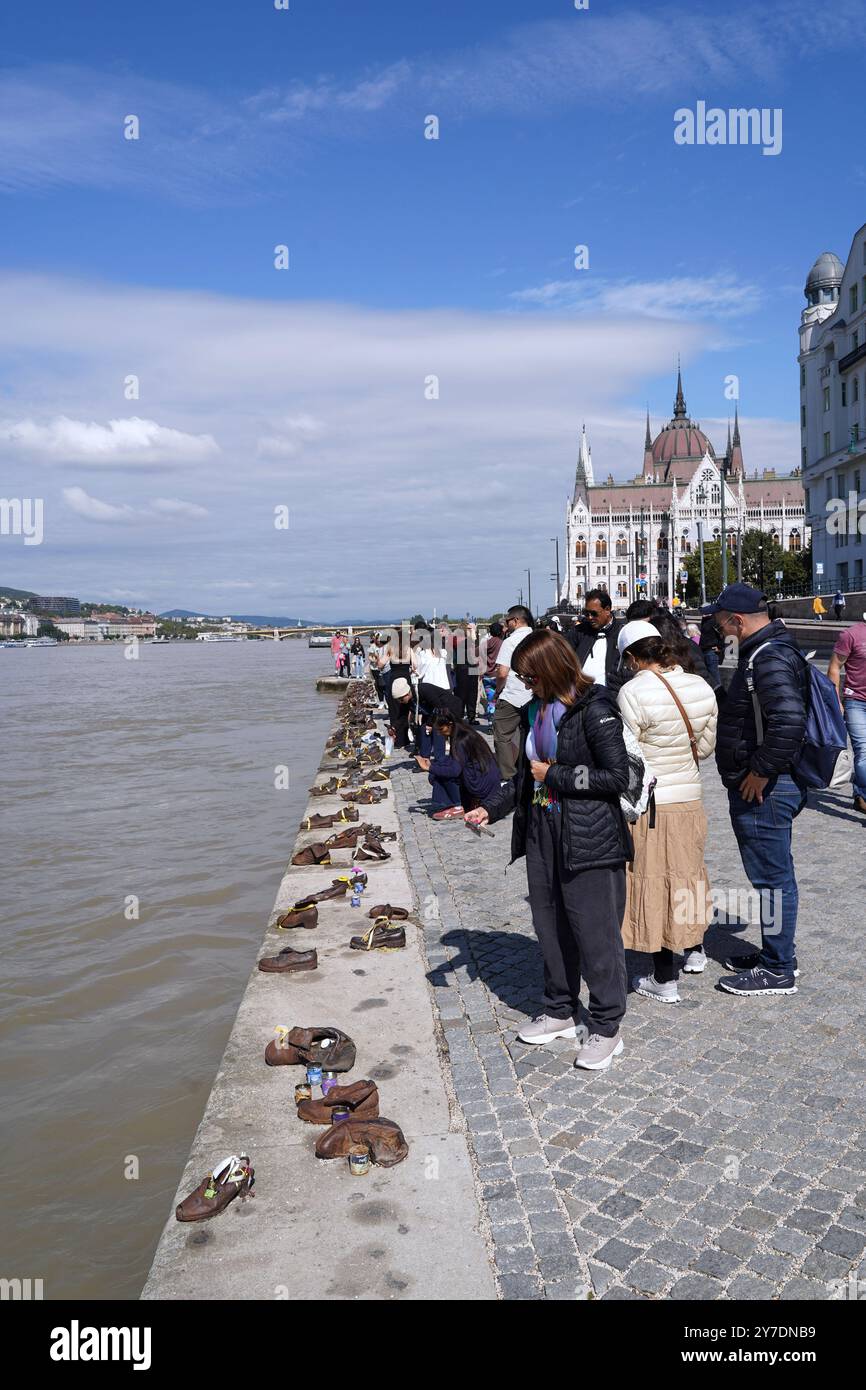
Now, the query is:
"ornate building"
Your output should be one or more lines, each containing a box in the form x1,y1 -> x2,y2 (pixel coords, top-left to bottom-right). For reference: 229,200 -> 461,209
561,371 -> 809,606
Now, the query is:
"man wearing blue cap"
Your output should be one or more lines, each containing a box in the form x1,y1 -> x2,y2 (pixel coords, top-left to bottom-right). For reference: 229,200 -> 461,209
707,583 -> 808,996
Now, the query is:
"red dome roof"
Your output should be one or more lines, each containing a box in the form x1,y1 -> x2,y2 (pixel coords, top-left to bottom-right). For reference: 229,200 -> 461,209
652,423 -> 714,465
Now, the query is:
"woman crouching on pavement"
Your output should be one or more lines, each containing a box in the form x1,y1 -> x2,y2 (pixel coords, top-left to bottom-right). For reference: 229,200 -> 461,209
616,620 -> 718,1002
427,710 -> 502,821
465,628 -> 632,1072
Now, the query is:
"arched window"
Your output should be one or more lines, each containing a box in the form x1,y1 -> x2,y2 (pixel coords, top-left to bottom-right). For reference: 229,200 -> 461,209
681,531 -> 691,553
788,528 -> 802,553
595,537 -> 607,558
770,530 -> 780,547
616,581 -> 628,598
657,534 -> 668,551
615,534 -> 628,557
575,536 -> 587,558
712,485 -> 720,505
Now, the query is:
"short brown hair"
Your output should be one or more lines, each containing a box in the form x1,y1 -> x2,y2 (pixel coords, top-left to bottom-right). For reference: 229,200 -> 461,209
511,629 -> 592,703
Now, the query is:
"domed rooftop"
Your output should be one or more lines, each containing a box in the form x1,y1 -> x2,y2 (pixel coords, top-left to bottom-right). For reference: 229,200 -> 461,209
805,251 -> 843,301
652,422 -> 714,466
648,369 -> 714,477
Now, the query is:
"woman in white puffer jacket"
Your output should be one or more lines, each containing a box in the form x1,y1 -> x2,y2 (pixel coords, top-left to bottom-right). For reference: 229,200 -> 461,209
616,620 -> 718,1002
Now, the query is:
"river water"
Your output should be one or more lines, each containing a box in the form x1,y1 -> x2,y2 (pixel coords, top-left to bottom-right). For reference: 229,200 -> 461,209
0,640 -> 338,1300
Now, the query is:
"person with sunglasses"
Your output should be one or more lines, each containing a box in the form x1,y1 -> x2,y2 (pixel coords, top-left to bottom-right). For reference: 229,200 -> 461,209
466,628 -> 632,1071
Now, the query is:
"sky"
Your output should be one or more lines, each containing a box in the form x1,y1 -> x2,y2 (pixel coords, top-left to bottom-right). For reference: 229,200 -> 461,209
1,0 -> 864,619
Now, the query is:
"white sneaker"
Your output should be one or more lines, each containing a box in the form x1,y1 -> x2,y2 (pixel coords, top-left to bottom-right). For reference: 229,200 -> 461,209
682,948 -> 707,973
633,973 -> 680,1004
517,1014 -> 582,1045
574,1032 -> 624,1071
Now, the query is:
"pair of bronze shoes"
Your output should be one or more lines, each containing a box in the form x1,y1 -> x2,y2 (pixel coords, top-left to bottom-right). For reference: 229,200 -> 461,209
175,1154 -> 254,1223
340,787 -> 387,804
265,1025 -> 356,1071
276,904 -> 318,930
292,843 -> 331,866
301,808 -> 359,830
350,918 -> 406,951
296,1078 -> 379,1124
315,1118 -> 409,1168
309,777 -> 351,797
291,876 -> 365,910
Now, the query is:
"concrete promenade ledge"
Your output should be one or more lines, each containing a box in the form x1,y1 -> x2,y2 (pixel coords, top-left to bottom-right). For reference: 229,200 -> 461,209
393,757 -> 866,1301
142,688 -> 495,1301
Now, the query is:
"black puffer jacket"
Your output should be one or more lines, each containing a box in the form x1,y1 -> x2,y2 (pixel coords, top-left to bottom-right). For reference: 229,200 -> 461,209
715,620 -> 808,787
482,684 -> 633,870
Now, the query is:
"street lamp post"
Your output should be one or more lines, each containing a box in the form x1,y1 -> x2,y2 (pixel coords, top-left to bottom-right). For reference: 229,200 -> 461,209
526,569 -> 532,618
697,519 -> 707,606
758,542 -> 765,595
720,457 -> 729,587
550,538 -> 561,609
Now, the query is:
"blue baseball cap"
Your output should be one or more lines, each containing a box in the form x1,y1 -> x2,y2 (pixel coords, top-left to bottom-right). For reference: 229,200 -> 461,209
703,582 -> 767,615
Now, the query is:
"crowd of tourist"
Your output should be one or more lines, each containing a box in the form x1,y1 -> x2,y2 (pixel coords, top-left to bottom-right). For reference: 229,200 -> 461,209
331,587 -> 866,1073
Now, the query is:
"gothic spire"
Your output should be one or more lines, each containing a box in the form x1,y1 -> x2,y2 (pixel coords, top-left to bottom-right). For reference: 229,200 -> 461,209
732,404 -> 741,447
572,423 -> 594,502
673,360 -> 687,420
645,407 -> 652,449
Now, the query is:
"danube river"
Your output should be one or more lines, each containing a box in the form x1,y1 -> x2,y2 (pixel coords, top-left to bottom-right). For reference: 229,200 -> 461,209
1,639 -> 338,1299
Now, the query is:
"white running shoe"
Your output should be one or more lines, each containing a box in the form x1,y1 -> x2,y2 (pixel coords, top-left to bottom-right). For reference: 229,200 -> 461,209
632,973 -> 680,1004
573,1032 -> 624,1071
682,948 -> 707,973
517,1014 -> 583,1045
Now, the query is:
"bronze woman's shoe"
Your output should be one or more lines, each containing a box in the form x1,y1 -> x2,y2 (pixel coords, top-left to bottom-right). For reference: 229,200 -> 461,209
259,946 -> 318,974
276,905 -> 318,930
291,842 -> 331,866
350,920 -> 406,951
353,842 -> 391,862
293,879 -> 350,909
296,1079 -> 379,1124
315,1118 -> 409,1168
264,1025 -> 356,1071
340,787 -> 387,804
175,1155 -> 254,1222
366,769 -> 390,781
323,827 -> 362,850
368,904 -> 411,920
310,777 -> 350,797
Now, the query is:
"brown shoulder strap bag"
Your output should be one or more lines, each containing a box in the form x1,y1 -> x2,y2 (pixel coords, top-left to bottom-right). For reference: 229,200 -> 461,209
651,671 -> 700,767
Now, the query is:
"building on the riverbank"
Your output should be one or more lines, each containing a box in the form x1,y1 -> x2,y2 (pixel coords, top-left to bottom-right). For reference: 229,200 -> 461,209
560,371 -> 808,608
0,608 -> 39,637
799,222 -> 866,595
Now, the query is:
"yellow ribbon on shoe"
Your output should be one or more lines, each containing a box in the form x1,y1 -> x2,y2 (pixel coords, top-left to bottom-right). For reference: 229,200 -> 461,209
274,1025 -> 291,1046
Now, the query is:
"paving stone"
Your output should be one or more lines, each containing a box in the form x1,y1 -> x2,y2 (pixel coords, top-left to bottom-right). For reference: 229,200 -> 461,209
819,1226 -> 866,1260
770,1226 -> 815,1256
594,1238 -> 642,1271
668,1274 -> 721,1301
598,1192 -> 643,1221
626,1260 -> 670,1295
647,1240 -> 697,1271
726,1273 -> 775,1300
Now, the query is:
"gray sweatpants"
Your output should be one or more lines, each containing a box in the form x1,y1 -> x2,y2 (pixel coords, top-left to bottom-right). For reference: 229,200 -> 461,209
525,801 -> 627,1038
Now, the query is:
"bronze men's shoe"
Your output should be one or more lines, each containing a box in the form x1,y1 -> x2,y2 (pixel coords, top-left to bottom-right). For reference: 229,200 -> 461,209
293,879 -> 351,908
175,1155 -> 254,1222
324,828 -> 362,849
265,1025 -> 356,1071
291,842 -> 331,866
366,769 -> 390,782
309,777 -> 349,797
297,1079 -> 379,1124
350,920 -> 406,951
258,946 -> 318,974
315,1118 -> 409,1168
340,787 -> 387,804
368,904 -> 411,920
276,905 -> 318,930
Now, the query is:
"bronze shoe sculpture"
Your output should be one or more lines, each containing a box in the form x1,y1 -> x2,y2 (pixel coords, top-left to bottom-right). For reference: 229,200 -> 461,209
367,904 -> 411,920
315,1118 -> 409,1168
301,808 -> 359,830
297,1079 -> 379,1125
258,946 -> 318,974
175,1154 -> 254,1222
291,842 -> 331,866
293,879 -> 350,909
264,1025 -> 356,1071
350,920 -> 406,951
276,905 -> 318,930
353,841 -> 391,862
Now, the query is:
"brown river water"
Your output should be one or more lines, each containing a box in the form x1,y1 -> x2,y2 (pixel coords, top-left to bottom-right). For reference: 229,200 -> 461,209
0,640 -> 338,1299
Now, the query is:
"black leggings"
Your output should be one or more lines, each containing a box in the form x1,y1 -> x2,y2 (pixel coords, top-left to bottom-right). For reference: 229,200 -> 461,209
654,945 -> 702,984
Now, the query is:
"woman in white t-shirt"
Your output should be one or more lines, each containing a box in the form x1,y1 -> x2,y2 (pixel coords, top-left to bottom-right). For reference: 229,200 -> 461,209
410,630 -> 462,767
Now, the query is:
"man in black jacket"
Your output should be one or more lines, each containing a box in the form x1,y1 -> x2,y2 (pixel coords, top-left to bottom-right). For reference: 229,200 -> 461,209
566,589 -> 628,695
709,583 -> 808,997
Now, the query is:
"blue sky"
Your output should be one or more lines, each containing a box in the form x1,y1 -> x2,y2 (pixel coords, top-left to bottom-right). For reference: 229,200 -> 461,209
1,0 -> 864,617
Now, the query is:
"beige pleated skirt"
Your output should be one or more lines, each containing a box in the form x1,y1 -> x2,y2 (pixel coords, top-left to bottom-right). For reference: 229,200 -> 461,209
623,801 -> 712,954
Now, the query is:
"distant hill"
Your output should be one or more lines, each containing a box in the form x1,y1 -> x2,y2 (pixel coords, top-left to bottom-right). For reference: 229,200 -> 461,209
0,584 -> 39,600
160,609 -> 312,626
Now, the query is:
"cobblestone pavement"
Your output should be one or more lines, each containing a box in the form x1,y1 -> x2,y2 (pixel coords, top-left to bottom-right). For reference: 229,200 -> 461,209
393,754 -> 866,1301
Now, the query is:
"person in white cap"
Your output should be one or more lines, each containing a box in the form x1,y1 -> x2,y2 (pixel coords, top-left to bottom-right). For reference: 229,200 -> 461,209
616,620 -> 718,1002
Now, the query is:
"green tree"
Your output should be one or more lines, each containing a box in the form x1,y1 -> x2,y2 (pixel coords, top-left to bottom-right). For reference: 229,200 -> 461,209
685,530 -> 812,604
37,620 -> 69,641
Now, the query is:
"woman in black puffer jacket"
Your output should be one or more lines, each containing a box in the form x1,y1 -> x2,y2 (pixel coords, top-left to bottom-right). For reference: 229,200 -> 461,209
466,629 -> 632,1072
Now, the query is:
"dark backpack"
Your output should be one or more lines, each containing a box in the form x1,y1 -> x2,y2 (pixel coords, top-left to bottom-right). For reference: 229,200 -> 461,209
745,641 -> 851,790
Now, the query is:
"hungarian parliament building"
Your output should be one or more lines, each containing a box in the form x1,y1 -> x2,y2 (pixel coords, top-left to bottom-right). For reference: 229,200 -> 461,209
560,371 -> 809,606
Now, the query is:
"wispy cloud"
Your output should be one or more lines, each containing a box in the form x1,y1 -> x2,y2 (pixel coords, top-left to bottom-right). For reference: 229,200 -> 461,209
62,486 -> 209,524
0,1 -> 859,200
510,274 -> 760,320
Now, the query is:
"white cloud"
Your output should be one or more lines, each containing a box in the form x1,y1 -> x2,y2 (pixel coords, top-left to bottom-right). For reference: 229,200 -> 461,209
1,415 -> 219,466
62,486 -> 210,525
510,275 -> 759,320
3,272 -> 791,616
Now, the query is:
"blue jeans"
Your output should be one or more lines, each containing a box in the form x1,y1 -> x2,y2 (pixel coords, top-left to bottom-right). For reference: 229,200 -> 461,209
727,774 -> 806,974
704,649 -> 721,689
844,698 -> 866,799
